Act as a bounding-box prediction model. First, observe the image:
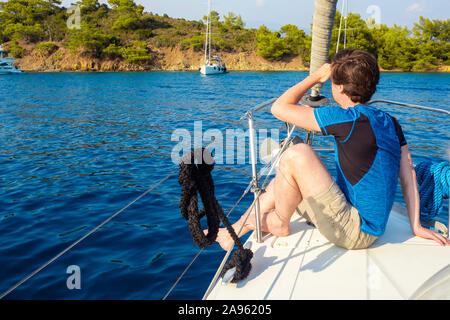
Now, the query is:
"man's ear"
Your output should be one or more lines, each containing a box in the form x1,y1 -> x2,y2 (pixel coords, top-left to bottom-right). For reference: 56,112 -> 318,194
337,84 -> 345,94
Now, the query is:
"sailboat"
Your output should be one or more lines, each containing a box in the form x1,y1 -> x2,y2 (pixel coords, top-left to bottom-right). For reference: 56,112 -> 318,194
0,45 -> 23,74
199,0 -> 227,75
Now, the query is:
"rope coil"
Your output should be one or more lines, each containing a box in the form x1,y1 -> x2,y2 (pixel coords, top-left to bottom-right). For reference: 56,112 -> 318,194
178,148 -> 253,283
179,148 -> 220,248
416,161 -> 450,221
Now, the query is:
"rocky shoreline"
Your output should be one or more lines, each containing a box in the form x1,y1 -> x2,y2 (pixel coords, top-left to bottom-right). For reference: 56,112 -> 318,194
11,42 -> 450,73
13,42 -> 309,73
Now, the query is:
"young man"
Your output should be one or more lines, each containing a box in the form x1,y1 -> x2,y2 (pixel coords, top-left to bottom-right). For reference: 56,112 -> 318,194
213,49 -> 450,251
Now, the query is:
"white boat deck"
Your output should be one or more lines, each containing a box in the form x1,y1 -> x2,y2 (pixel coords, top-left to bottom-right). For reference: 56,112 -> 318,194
206,204 -> 450,300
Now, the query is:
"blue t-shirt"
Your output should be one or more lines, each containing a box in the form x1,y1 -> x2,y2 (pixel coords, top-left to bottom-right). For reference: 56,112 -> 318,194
314,105 -> 407,237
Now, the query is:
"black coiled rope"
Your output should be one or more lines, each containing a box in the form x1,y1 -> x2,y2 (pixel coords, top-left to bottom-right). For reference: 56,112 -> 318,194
178,148 -> 253,283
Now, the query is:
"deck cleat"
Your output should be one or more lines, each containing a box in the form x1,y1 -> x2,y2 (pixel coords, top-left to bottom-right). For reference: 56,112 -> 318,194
300,93 -> 330,108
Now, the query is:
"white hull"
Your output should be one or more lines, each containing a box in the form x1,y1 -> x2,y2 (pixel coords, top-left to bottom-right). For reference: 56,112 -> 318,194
0,48 -> 23,73
0,56 -> 23,74
200,1 -> 227,76
206,203 -> 450,300
0,69 -> 23,74
200,64 -> 227,75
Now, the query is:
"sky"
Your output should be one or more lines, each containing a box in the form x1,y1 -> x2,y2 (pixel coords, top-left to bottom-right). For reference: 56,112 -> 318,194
61,0 -> 450,32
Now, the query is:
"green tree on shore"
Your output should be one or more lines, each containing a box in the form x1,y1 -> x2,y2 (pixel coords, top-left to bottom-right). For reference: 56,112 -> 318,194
223,12 -> 245,30
203,10 -> 221,27
280,24 -> 311,62
330,12 -> 377,56
411,17 -> 449,71
0,0 -> 448,71
0,0 -> 64,42
66,0 -> 113,57
256,26 -> 289,61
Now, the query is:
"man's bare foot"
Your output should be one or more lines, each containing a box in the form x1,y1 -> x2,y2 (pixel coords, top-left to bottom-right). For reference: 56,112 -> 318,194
216,228 -> 235,251
203,228 -> 235,251
202,209 -> 289,252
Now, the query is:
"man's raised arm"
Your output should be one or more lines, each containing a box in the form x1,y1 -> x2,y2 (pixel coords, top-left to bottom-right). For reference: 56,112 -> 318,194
271,64 -> 332,132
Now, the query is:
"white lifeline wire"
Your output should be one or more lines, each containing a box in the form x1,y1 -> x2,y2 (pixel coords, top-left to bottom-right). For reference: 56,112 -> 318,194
0,169 -> 178,299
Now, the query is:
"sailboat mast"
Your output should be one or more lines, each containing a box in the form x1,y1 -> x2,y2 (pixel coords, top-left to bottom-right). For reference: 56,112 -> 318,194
204,1 -> 210,64
208,0 -> 212,63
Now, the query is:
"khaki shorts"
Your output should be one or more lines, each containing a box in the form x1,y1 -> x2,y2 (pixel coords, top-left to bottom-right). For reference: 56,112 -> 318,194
297,181 -> 377,250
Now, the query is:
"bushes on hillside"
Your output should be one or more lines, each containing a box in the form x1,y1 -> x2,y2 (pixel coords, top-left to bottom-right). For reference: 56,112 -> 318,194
6,41 -> 25,58
102,41 -> 151,64
0,0 -> 448,71
256,26 -> 289,61
36,42 -> 59,54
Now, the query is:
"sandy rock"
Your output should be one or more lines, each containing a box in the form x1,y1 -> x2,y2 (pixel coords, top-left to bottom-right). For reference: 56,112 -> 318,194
12,41 -> 309,72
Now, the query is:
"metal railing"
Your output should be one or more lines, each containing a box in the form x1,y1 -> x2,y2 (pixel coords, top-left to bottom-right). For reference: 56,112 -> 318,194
367,99 -> 450,115
247,110 -> 264,243
240,98 -> 280,243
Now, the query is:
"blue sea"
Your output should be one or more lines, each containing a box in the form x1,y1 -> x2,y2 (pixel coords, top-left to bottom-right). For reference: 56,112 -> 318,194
0,71 -> 449,299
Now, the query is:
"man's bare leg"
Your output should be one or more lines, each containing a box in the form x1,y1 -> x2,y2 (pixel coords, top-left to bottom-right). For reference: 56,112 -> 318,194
211,143 -> 334,251
213,178 -> 276,251
264,143 -> 334,236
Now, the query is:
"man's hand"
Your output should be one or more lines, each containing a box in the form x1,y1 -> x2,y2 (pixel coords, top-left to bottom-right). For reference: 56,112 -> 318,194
414,225 -> 450,246
312,63 -> 332,83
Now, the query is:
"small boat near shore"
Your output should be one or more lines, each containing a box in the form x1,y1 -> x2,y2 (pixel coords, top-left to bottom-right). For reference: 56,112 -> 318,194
199,0 -> 227,75
0,45 -> 23,74
200,55 -> 227,75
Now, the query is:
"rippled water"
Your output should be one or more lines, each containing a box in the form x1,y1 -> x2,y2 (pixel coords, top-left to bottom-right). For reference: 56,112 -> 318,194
0,71 -> 448,299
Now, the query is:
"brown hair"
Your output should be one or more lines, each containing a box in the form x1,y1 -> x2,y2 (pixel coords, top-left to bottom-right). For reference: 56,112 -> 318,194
331,49 -> 380,104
